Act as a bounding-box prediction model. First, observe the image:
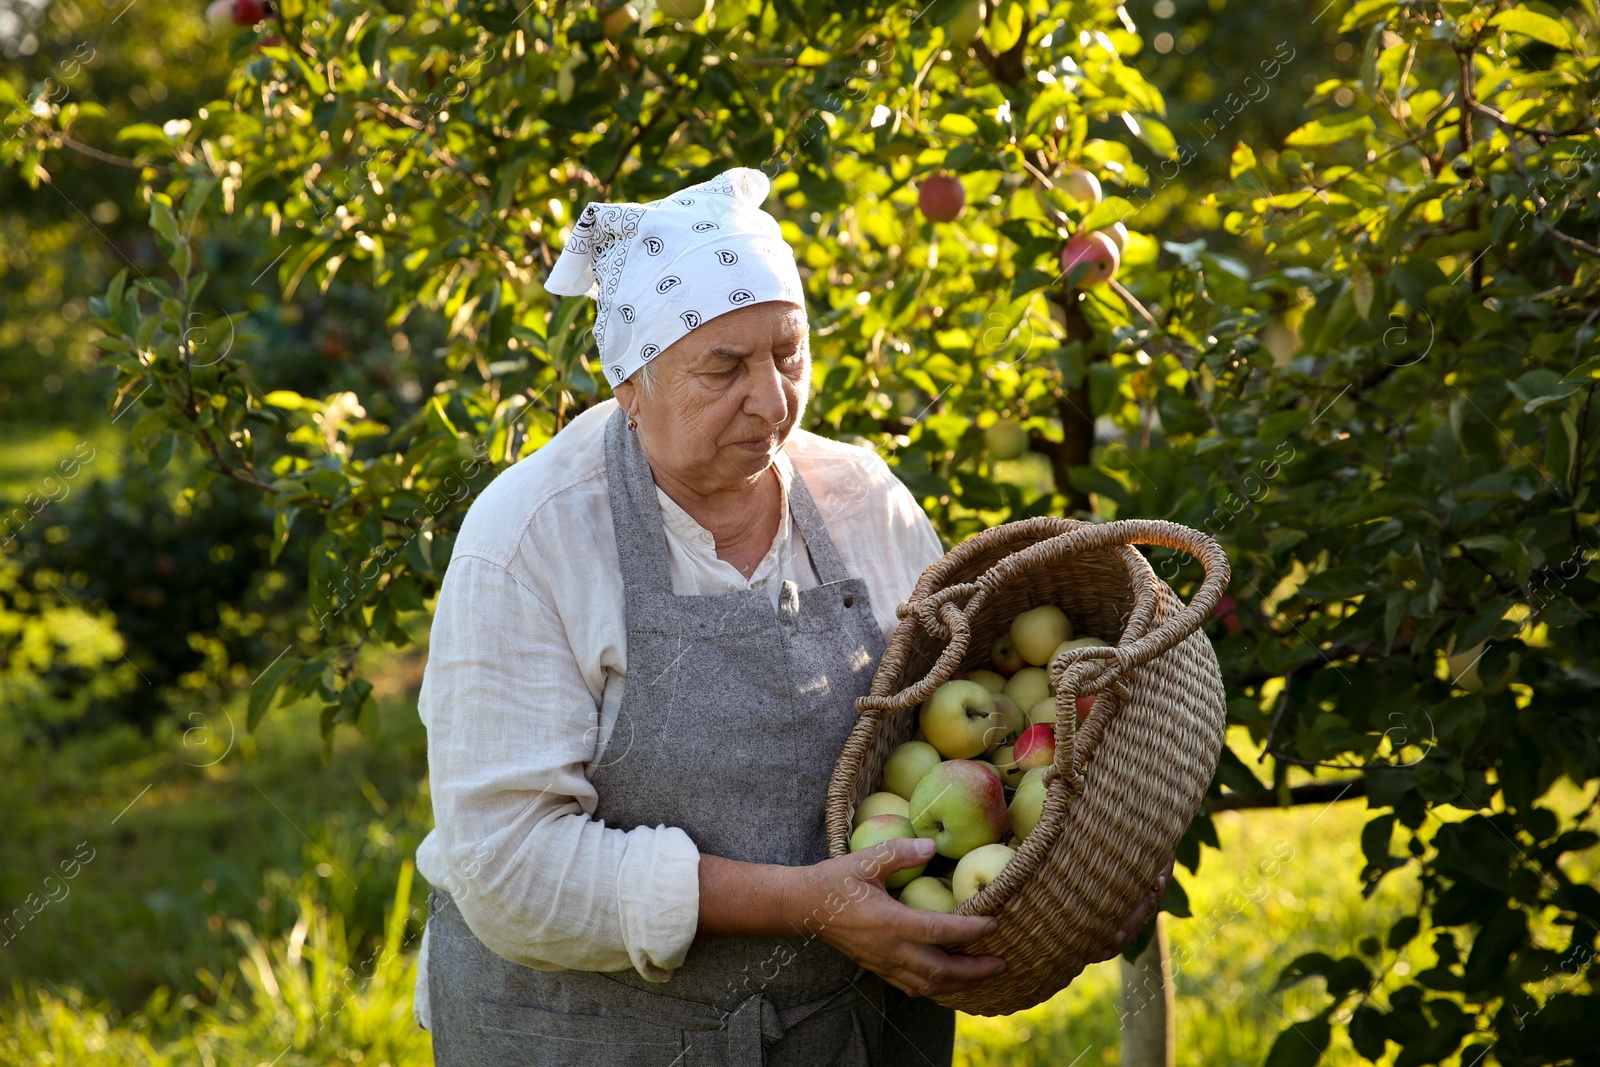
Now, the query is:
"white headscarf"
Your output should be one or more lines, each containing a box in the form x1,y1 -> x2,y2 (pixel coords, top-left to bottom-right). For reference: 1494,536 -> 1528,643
543,167 -> 807,389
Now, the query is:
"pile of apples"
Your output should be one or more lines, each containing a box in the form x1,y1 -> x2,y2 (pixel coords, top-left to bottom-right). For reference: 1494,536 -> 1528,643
849,605 -> 1111,911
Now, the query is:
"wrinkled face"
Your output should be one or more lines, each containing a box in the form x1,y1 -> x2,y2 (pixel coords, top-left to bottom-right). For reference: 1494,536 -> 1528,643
613,301 -> 810,495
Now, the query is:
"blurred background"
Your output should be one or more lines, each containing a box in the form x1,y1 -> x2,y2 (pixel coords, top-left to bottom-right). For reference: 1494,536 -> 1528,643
2,0 -> 1596,1063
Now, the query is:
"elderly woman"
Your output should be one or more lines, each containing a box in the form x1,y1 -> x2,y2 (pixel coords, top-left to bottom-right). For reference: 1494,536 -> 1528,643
413,168 -> 1165,1066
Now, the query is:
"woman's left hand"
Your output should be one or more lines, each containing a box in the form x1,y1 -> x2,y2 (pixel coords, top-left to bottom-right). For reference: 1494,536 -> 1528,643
1090,852 -> 1175,963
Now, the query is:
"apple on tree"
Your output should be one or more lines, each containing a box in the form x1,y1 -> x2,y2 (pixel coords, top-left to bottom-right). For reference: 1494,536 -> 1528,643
852,791 -> 911,829
917,174 -> 966,223
898,875 -> 957,913
1060,232 -> 1120,288
849,814 -> 927,889
1011,605 -> 1072,665
990,634 -> 1025,676
920,679 -> 1006,760
1099,221 -> 1129,254
882,740 -> 943,800
952,842 -> 1017,904
909,759 -> 1008,858
1061,167 -> 1102,206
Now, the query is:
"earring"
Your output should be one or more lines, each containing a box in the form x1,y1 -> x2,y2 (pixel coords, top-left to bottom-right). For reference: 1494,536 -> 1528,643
627,414 -> 638,431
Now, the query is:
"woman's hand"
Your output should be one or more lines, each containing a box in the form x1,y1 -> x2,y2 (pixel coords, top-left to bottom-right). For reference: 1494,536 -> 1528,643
779,838 -> 1007,999
1089,852 -> 1175,963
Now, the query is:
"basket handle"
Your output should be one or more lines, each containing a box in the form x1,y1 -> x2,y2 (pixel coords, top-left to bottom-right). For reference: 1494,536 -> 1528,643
1024,519 -> 1230,793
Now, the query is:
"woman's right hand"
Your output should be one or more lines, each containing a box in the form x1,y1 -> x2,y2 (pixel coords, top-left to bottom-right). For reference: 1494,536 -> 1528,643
780,838 -> 1007,999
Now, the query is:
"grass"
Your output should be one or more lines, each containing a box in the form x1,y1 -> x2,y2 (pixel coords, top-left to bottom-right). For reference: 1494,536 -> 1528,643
0,676 -> 1449,1066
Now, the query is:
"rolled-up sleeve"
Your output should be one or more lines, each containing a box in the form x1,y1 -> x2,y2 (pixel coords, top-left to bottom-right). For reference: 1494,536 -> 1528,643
417,551 -> 701,980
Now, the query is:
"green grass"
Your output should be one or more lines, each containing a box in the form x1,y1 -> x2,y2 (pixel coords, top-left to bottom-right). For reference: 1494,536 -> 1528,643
4,670 -> 1592,1064
0,421 -> 125,501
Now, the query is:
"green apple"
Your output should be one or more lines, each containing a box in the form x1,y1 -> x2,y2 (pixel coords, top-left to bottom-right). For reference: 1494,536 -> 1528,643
1009,767 -> 1048,841
944,0 -> 984,47
952,842 -> 1017,903
966,669 -> 1007,694
990,634 -> 1025,676
1013,723 -> 1055,774
1011,605 -> 1073,665
1062,167 -> 1103,207
984,418 -> 1028,461
990,693 -> 1026,747
898,875 -> 958,912
656,0 -> 708,18
909,759 -> 1008,858
920,679 -> 1006,760
853,791 -> 911,829
990,743 -> 1027,790
883,740 -> 943,800
1003,667 -> 1051,713
1027,696 -> 1056,727
1446,640 -> 1485,692
1049,636 -> 1110,664
850,814 -> 926,889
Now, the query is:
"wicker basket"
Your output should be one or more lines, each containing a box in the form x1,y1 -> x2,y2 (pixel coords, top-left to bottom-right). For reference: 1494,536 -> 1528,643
825,517 -> 1230,1016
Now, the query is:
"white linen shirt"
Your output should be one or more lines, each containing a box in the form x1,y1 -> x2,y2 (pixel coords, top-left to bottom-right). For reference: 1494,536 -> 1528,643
413,398 -> 944,1030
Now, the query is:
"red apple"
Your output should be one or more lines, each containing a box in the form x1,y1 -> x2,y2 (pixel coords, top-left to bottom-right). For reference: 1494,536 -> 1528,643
908,759 -> 1009,858
1212,594 -> 1242,635
990,633 -> 1024,676
205,0 -> 236,30
1060,231 -> 1120,288
1075,694 -> 1095,721
602,3 -> 638,38
918,174 -> 966,222
1014,723 -> 1056,773
231,0 -> 266,26
1099,221 -> 1129,254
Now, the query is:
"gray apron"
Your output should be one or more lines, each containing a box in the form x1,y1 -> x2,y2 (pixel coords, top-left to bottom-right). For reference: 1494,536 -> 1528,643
427,406 -> 955,1066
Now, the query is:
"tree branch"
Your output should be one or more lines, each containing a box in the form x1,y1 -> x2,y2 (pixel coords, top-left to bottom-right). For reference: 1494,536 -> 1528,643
1206,778 -> 1366,813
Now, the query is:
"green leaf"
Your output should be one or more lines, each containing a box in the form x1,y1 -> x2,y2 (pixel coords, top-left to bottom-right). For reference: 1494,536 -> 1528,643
1285,115 -> 1375,147
1264,1013 -> 1331,1067
149,194 -> 179,247
1490,9 -> 1573,50
248,653 -> 301,730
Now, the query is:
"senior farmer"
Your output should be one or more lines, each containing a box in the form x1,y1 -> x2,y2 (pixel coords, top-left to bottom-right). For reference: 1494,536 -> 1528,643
414,167 -> 1167,1066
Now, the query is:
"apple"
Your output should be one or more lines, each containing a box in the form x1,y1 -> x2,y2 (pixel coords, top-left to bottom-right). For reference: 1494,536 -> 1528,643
898,875 -> 958,913
984,418 -> 1028,461
602,3 -> 638,38
990,634 -> 1025,676
1075,694 -> 1095,721
1212,594 -> 1242,636
966,669 -> 1007,694
206,0 -> 237,30
657,0 -> 709,18
1099,221 -> 1129,254
1014,723 -> 1056,774
853,791 -> 911,829
990,743 -> 1027,790
850,814 -> 926,889
883,740 -> 943,800
1060,232 -> 1120,288
231,0 -> 266,25
918,174 -> 966,222
944,0 -> 985,47
971,759 -> 1005,785
1062,167 -> 1102,206
1003,667 -> 1051,713
1446,640 -> 1486,693
920,680 -> 1006,760
909,759 -> 1008,858
1009,767 -> 1049,841
1049,636 -> 1110,663
1011,605 -> 1072,665
1028,696 -> 1057,727
952,842 -> 1017,903
990,693 -> 1026,746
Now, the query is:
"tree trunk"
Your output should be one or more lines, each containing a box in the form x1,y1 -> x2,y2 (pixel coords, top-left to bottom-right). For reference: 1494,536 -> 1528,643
1119,913 -> 1175,1067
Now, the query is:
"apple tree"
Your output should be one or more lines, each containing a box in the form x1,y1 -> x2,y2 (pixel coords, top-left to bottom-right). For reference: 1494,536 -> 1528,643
13,0 -> 1598,1060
